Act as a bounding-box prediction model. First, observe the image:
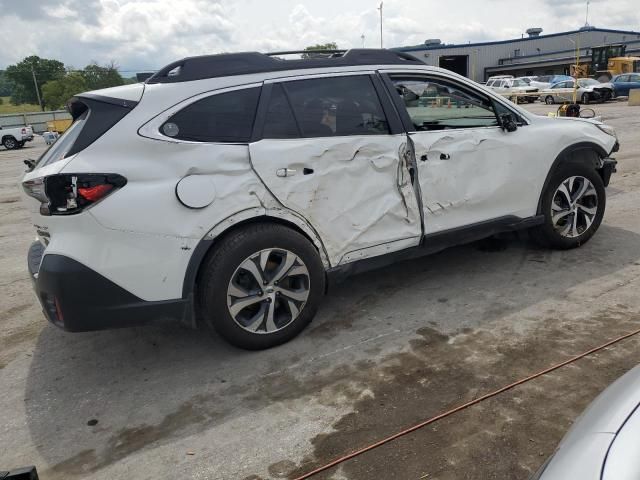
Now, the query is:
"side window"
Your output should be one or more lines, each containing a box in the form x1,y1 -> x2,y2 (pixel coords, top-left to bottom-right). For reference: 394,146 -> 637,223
617,75 -> 629,82
391,76 -> 500,131
486,80 -> 495,87
161,87 -> 260,142
630,75 -> 640,82
263,84 -> 300,139
283,76 -> 390,137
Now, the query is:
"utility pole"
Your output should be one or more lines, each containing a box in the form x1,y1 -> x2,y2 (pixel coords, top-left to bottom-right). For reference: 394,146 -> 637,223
378,2 -> 383,48
31,66 -> 44,112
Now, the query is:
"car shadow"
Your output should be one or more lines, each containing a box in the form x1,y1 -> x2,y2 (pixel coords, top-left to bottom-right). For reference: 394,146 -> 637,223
24,224 -> 640,477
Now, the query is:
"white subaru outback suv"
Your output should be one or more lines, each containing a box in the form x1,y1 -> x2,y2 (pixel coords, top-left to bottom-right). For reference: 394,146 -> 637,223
22,49 -> 618,350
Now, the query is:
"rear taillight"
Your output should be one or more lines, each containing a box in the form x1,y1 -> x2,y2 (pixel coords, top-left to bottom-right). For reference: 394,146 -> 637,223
21,127 -> 27,134
22,174 -> 126,215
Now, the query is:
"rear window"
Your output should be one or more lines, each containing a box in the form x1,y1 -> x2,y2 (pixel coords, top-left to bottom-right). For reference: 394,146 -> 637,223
161,87 -> 261,143
36,97 -> 136,169
263,84 -> 300,139
282,76 -> 390,138
36,111 -> 88,168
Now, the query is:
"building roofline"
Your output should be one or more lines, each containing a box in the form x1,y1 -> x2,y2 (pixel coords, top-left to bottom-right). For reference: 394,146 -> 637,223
395,27 -> 640,52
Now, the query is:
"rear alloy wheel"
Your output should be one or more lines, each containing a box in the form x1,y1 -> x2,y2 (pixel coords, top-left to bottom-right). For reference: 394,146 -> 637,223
2,137 -> 17,149
227,248 -> 310,334
198,223 -> 324,349
545,96 -> 554,105
531,163 -> 605,249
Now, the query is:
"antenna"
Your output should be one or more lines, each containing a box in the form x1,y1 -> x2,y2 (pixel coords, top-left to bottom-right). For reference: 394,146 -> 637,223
584,0 -> 590,27
361,33 -> 365,47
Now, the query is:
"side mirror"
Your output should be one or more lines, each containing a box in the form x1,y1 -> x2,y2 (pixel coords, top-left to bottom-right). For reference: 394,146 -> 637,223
499,113 -> 518,132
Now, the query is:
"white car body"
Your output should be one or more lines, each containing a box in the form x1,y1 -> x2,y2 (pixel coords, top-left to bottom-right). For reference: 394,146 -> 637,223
541,79 -> 615,104
1,124 -> 34,149
486,77 -> 540,102
21,50 -> 618,347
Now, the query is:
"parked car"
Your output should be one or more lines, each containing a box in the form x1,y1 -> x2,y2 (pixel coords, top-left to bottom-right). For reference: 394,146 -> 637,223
0,125 -> 34,150
486,77 -> 539,103
532,364 -> 640,479
611,73 -> 640,97
22,49 -> 618,349
541,78 -> 615,104
516,76 -> 538,85
530,75 -> 573,90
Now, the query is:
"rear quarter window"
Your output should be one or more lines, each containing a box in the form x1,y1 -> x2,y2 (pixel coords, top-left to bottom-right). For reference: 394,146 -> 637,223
161,87 -> 261,143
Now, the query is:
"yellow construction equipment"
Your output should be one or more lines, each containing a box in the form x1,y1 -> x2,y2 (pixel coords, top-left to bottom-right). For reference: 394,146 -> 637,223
46,119 -> 72,133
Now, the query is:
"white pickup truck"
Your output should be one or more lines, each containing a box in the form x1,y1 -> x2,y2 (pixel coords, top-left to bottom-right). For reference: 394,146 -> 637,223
1,125 -> 34,150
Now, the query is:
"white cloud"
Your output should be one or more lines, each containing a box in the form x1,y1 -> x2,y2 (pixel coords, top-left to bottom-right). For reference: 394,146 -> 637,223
0,0 -> 638,74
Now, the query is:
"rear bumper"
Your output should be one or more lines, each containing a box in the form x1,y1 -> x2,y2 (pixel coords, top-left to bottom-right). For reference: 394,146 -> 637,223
28,242 -> 190,332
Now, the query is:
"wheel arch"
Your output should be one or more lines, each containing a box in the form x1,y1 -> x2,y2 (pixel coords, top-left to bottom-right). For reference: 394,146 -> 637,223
181,210 -> 330,307
536,142 -> 606,214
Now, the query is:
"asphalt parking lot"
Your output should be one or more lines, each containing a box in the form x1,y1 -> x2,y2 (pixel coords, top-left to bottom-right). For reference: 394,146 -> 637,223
1,101 -> 640,480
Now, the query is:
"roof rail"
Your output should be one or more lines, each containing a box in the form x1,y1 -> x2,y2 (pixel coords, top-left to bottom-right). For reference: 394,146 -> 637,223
146,49 -> 422,84
266,49 -> 346,57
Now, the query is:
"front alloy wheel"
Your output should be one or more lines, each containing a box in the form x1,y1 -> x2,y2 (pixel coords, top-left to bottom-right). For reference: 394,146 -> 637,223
530,160 -> 606,250
551,176 -> 598,238
227,248 -> 310,334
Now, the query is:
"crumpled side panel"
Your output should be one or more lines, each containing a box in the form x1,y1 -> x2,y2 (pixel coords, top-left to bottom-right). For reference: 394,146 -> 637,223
250,135 -> 422,266
412,128 -> 542,234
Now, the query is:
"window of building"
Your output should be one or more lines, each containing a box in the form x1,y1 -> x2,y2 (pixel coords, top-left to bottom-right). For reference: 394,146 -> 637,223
161,87 -> 261,143
283,76 -> 390,137
514,49 -> 521,57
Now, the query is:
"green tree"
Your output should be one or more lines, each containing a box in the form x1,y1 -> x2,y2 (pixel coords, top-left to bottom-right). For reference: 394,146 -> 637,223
302,42 -> 339,58
4,56 -> 65,108
42,73 -> 87,110
0,71 -> 14,97
81,62 -> 124,90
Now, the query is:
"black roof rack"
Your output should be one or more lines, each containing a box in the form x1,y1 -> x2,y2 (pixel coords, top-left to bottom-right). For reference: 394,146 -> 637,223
146,49 -> 422,84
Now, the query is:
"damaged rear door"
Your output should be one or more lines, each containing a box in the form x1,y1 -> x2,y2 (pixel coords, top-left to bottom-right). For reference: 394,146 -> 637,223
384,73 -> 540,234
249,73 -> 422,266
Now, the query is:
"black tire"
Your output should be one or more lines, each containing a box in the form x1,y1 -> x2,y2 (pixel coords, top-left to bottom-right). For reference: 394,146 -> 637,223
2,136 -> 17,149
531,161 -> 606,250
602,90 -> 612,103
545,96 -> 554,105
197,223 -> 325,350
16,141 -> 25,148
581,93 -> 590,104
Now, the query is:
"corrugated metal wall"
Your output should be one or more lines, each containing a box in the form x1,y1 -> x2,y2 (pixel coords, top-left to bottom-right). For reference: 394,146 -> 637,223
400,29 -> 640,82
0,110 -> 71,134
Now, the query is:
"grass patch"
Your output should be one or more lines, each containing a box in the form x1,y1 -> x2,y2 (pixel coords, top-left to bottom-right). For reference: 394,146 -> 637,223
0,97 -> 43,114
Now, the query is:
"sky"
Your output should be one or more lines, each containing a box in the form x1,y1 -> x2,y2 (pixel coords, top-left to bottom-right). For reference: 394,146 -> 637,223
0,0 -> 638,74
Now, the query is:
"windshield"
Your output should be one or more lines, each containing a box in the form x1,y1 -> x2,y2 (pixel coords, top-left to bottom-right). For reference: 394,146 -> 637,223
512,80 -> 527,87
578,79 -> 599,87
35,110 -> 88,168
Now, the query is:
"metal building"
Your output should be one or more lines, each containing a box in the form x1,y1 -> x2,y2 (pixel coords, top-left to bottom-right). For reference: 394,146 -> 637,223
396,26 -> 640,82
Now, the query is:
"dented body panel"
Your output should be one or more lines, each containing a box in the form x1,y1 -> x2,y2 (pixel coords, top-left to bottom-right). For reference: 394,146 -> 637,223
412,126 -> 541,234
250,134 -> 421,265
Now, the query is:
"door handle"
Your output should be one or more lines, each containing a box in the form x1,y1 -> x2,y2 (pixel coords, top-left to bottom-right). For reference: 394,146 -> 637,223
276,168 -> 297,177
440,153 -> 451,160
